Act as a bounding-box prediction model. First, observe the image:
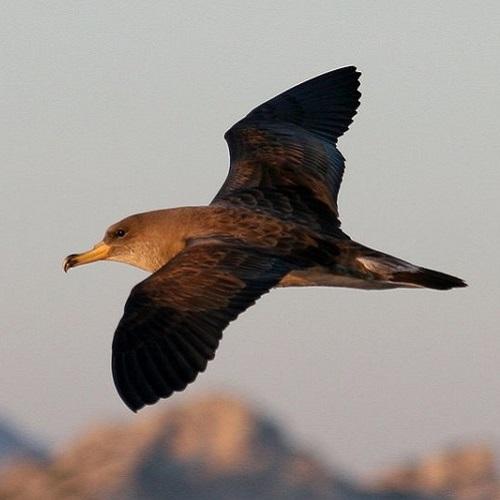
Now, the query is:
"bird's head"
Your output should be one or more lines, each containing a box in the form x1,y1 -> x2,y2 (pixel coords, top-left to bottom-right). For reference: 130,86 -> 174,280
63,213 -> 166,273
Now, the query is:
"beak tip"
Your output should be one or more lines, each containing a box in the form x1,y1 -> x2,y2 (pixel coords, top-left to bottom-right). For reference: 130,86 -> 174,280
62,244 -> 109,273
63,254 -> 75,273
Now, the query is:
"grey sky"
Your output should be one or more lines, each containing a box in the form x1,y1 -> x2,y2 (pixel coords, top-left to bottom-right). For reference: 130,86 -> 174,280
2,1 -> 499,475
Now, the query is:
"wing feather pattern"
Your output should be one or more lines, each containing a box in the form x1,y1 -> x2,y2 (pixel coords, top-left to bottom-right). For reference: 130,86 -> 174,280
112,243 -> 292,411
213,66 -> 361,235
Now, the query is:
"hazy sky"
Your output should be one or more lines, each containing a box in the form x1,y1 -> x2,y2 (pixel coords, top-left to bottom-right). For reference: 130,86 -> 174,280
2,0 -> 499,476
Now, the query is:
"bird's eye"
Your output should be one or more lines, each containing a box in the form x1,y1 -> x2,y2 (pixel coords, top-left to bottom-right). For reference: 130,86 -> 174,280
115,229 -> 126,238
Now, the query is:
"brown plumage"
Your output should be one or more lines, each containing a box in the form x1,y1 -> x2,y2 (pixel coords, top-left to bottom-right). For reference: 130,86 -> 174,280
64,66 -> 466,411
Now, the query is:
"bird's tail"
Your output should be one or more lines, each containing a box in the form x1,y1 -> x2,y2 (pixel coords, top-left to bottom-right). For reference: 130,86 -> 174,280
352,244 -> 467,290
388,267 -> 466,290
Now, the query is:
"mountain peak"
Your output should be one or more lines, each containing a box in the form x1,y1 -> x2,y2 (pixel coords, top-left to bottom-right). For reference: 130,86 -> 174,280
0,395 -> 496,499
0,394 -> 346,499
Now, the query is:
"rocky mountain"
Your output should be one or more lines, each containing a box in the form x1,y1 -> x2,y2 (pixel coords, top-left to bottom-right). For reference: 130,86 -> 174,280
368,443 -> 500,499
0,418 -> 45,470
0,395 -> 496,499
0,395 -> 431,500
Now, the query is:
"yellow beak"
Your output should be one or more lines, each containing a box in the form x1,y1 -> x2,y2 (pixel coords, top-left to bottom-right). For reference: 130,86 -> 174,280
63,241 -> 111,272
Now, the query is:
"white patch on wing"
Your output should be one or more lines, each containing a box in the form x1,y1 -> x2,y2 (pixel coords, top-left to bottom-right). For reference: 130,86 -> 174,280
356,256 -> 416,274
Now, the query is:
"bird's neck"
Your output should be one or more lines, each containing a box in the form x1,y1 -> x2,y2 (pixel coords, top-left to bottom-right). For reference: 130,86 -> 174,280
132,206 -> 225,272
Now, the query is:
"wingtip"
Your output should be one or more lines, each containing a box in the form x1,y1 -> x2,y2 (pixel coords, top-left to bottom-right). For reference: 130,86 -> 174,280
124,399 -> 143,413
119,393 -> 145,413
339,65 -> 361,77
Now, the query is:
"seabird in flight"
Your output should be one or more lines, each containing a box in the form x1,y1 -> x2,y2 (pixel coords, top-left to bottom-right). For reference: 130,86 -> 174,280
64,66 -> 466,411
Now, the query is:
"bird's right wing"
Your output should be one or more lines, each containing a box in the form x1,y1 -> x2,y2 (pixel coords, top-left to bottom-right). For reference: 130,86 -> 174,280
111,242 -> 293,412
212,66 -> 361,236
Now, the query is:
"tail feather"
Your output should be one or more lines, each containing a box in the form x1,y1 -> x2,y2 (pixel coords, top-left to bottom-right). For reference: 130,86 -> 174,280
353,245 -> 467,291
391,268 -> 467,290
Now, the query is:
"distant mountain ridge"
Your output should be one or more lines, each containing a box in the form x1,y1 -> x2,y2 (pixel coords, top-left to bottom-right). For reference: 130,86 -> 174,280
0,395 -> 496,499
0,417 -> 45,469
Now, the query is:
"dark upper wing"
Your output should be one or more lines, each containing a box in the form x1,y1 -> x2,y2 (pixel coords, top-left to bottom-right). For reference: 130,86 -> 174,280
212,66 -> 361,235
112,242 -> 292,411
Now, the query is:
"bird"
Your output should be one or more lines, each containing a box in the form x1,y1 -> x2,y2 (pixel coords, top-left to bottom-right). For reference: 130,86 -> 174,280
64,66 -> 466,412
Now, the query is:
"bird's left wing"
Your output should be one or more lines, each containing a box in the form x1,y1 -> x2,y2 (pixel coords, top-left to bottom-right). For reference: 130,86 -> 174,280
112,242 -> 292,411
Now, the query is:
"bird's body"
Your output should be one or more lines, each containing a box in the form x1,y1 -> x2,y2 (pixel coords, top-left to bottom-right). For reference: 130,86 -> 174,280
102,205 -> 457,291
64,66 -> 466,411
